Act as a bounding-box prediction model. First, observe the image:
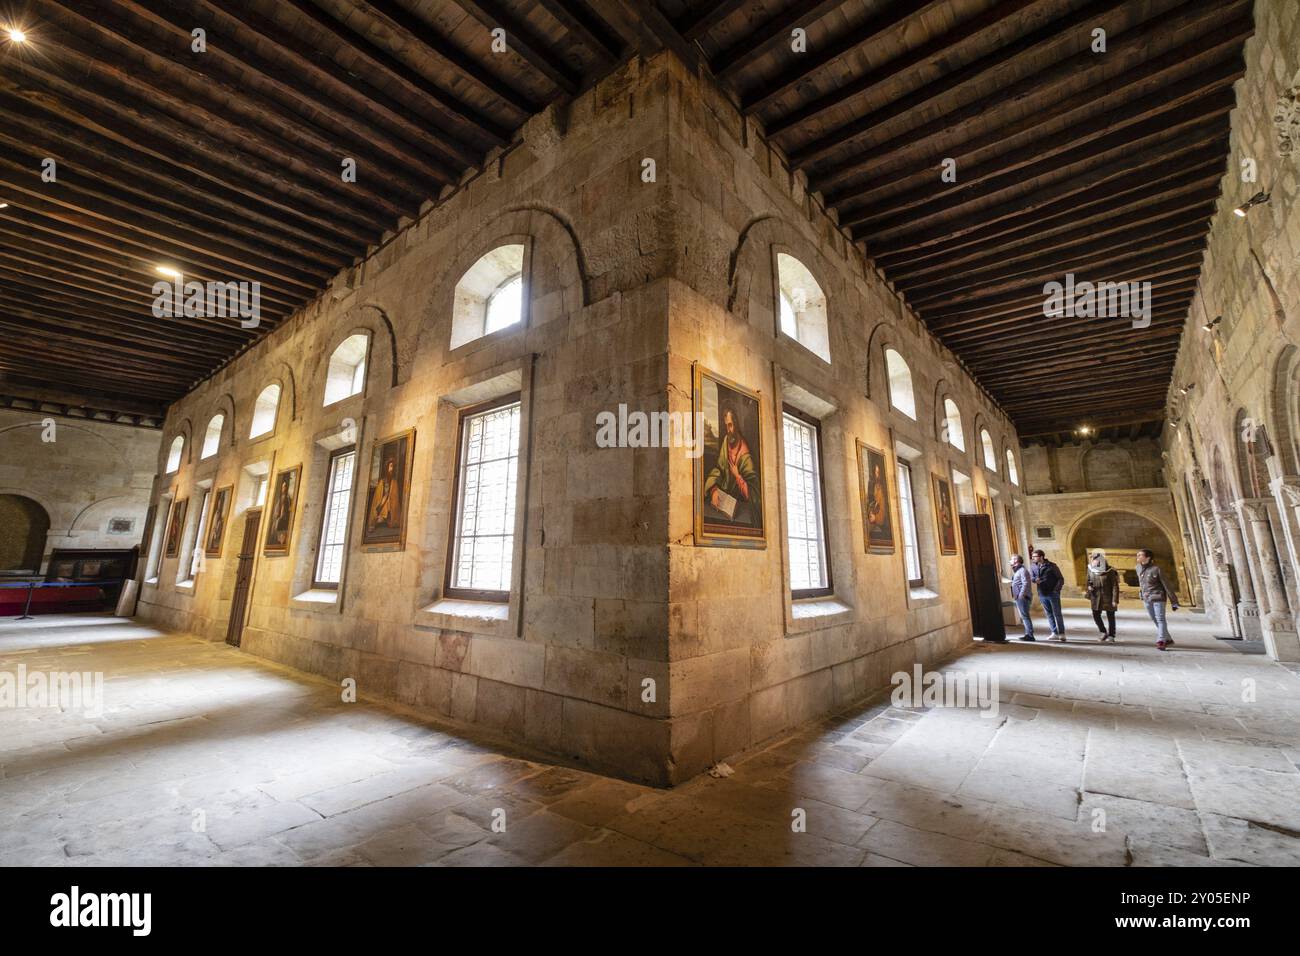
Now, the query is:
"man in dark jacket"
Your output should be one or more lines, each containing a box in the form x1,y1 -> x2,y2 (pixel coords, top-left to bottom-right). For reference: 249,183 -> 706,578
1032,549 -> 1066,641
1136,548 -> 1180,650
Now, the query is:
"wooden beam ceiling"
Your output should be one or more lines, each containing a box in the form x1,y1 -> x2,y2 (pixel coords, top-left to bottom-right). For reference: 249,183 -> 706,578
0,1 -> 1251,441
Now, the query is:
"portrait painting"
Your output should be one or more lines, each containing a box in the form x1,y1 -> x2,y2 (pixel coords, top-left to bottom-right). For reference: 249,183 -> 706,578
205,485 -> 232,557
931,473 -> 958,555
1005,504 -> 1020,555
857,441 -> 894,554
263,465 -> 301,555
163,497 -> 187,559
693,363 -> 765,547
362,429 -> 414,551
976,494 -> 991,516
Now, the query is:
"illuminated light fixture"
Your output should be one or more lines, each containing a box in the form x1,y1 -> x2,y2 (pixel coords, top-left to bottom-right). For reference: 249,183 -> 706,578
156,265 -> 182,278
0,202 -> 7,209
1233,191 -> 1270,217
1077,425 -> 1092,436
1202,315 -> 1222,332
6,28 -> 26,43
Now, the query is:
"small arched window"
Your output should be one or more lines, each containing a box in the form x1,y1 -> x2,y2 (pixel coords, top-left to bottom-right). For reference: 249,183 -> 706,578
165,435 -> 184,474
324,333 -> 369,406
885,348 -> 915,419
980,429 -> 996,470
1006,448 -> 1019,485
201,414 -> 224,459
944,399 -> 965,451
249,384 -> 281,439
451,244 -> 525,349
775,253 -> 830,363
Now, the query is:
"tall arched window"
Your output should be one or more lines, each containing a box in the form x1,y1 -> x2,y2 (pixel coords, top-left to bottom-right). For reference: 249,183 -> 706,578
943,398 -> 965,451
1006,448 -> 1019,485
165,435 -> 184,474
249,384 -> 281,439
980,429 -> 996,470
451,244 -> 525,349
324,333 -> 369,405
775,253 -> 830,362
201,414 -> 224,459
884,348 -> 915,419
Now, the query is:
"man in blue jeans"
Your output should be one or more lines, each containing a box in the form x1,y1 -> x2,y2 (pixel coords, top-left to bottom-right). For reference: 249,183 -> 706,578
1136,548 -> 1180,649
1010,554 -> 1035,641
1032,549 -> 1066,641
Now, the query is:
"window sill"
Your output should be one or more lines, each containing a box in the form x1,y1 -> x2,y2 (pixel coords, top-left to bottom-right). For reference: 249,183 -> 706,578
787,596 -> 854,635
144,577 -> 159,587
417,598 -> 512,637
175,579 -> 195,593
906,586 -> 942,610
291,589 -> 339,609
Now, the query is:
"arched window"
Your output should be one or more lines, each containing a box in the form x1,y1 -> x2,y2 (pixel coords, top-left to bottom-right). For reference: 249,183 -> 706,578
885,348 -> 915,419
943,398 -> 965,451
249,384 -> 281,439
1006,448 -> 1019,485
324,333 -> 369,406
775,253 -> 830,362
980,429 -> 996,470
201,414 -> 224,459
165,435 -> 184,474
451,244 -> 525,349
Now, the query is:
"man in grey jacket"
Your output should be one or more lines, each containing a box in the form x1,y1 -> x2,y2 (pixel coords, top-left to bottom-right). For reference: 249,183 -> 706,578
1136,548 -> 1180,650
1010,554 -> 1035,642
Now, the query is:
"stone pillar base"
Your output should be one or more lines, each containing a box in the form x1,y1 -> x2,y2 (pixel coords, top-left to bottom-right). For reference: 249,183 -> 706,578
1262,613 -> 1300,661
1237,602 -> 1263,639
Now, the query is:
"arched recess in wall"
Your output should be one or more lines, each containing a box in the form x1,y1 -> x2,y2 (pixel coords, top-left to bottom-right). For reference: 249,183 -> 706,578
726,216 -> 840,341
1066,507 -> 1181,592
420,206 -> 588,356
1268,344 -> 1300,477
1081,444 -> 1136,491
972,413 -> 998,471
0,494 -> 50,571
201,394 -> 237,456
68,495 -> 134,536
1232,407 -> 1269,499
163,418 -> 192,473
248,363 -> 298,434
316,305 -> 401,400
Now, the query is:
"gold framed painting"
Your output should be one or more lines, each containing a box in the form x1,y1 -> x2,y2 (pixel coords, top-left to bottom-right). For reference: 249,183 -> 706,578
204,484 -> 232,558
163,497 -> 187,559
362,428 -> 415,552
931,472 -> 958,555
856,440 -> 895,554
263,465 -> 301,555
693,363 -> 766,548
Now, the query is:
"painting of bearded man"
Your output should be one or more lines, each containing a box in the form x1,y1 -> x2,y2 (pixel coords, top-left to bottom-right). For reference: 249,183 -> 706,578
694,364 -> 765,547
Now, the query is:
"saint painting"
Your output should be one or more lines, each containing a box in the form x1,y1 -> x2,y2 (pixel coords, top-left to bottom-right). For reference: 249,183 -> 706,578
205,485 -> 232,557
163,498 -> 187,559
263,465 -> 301,555
931,473 -> 958,555
693,364 -> 765,547
857,441 -> 894,554
362,429 -> 414,551
977,494 -> 991,516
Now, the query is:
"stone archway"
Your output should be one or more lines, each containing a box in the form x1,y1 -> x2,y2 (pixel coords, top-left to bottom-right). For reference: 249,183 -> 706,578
0,494 -> 51,572
1067,509 -> 1179,596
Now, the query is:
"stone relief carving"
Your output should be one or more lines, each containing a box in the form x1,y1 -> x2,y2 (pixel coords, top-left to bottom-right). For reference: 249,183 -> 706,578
1278,67 -> 1300,157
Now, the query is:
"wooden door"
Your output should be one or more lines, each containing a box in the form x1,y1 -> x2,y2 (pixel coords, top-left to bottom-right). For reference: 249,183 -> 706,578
225,509 -> 261,647
959,513 -> 1006,642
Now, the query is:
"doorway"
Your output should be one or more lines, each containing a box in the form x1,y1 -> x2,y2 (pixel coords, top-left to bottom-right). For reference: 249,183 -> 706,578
960,512 -> 1006,642
226,508 -> 261,647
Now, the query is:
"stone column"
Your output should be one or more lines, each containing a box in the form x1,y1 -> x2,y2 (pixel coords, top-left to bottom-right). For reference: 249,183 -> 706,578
1271,478 -> 1300,612
1198,506 -> 1239,637
1217,510 -> 1262,639
1242,500 -> 1300,661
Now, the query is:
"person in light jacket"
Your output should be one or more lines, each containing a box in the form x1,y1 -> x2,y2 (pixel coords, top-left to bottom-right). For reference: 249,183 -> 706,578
1086,551 -> 1121,643
1010,554 -> 1035,642
1032,549 -> 1067,641
1136,548 -> 1180,650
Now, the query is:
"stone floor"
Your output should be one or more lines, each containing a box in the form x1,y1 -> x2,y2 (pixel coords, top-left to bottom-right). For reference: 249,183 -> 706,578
2,605 -> 1299,866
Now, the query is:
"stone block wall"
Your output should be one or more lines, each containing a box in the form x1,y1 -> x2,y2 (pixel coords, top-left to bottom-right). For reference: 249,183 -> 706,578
136,53 -> 1026,784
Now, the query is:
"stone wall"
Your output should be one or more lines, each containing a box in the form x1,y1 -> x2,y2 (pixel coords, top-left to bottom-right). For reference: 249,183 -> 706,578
1021,437 -> 1165,495
1162,0 -> 1300,659
0,407 -> 158,573
135,54 -> 1025,784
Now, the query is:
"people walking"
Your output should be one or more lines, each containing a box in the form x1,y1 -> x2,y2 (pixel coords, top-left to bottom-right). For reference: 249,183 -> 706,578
1032,549 -> 1066,641
1086,551 -> 1120,643
1010,554 -> 1035,642
1136,548 -> 1180,650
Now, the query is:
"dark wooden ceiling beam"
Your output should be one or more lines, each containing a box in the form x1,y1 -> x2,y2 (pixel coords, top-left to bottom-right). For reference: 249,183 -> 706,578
714,0 -> 862,81
587,0 -> 702,68
677,0 -> 751,41
542,0 -> 624,63
451,0 -> 582,94
952,309 -> 1191,355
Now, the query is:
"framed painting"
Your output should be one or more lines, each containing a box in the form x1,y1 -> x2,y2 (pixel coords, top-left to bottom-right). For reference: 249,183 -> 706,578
931,473 -> 958,555
263,465 -> 301,555
693,363 -> 766,548
163,497 -> 187,559
362,428 -> 415,551
856,440 -> 895,554
1005,503 -> 1020,555
976,494 -> 991,516
204,484 -> 232,557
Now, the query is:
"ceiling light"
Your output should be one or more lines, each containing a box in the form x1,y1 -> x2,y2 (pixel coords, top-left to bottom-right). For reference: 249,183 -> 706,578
156,265 -> 182,278
0,202 -> 7,209
6,28 -> 26,43
1203,315 -> 1222,332
1233,191 -> 1270,217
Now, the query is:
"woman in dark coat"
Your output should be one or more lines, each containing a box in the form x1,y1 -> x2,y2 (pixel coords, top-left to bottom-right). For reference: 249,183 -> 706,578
1086,551 -> 1120,643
